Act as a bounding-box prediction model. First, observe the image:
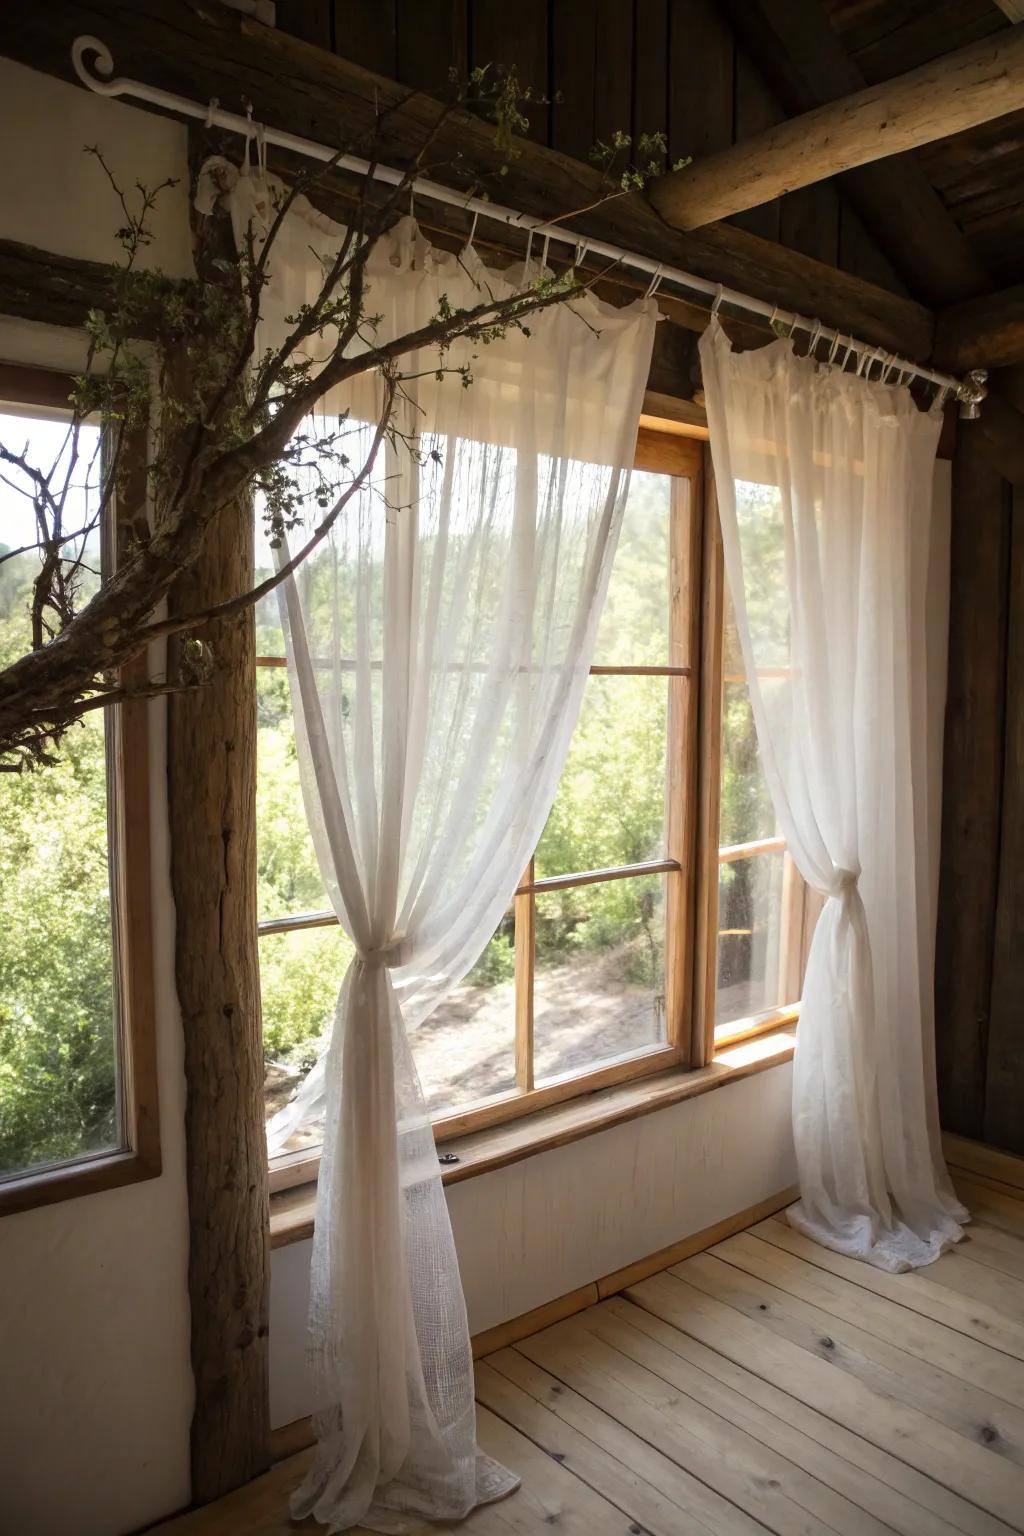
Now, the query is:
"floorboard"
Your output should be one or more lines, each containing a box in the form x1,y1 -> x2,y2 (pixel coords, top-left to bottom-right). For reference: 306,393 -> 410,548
153,1174 -> 1024,1536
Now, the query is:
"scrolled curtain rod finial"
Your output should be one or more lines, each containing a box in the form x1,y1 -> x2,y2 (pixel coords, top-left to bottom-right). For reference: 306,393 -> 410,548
71,35 -> 122,95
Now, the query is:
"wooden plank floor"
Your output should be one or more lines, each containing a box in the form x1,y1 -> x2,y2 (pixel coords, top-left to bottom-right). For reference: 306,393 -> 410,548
156,1169 -> 1024,1535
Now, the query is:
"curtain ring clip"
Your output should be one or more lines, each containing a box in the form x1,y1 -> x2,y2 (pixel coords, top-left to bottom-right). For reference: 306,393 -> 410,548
645,264 -> 664,299
240,99 -> 254,176
465,209 -> 479,250
711,282 -> 724,318
205,96 -> 220,130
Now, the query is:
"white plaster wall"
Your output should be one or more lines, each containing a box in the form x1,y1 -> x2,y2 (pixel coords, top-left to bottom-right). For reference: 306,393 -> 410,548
0,58 -> 194,279
0,63 -> 194,1536
270,1061 -> 797,1428
0,690 -> 192,1536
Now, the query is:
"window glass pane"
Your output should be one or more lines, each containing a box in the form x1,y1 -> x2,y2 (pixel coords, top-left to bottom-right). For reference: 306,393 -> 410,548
261,923 -> 354,1148
715,850 -> 793,1031
591,469 -> 671,665
410,913 -> 516,1119
254,513 -> 287,658
716,487 -> 801,1032
261,916 -> 519,1138
735,478 -> 788,664
535,674 -> 667,877
256,666 -> 329,921
533,873 -> 666,1083
719,679 -> 777,846
0,413 -> 120,1178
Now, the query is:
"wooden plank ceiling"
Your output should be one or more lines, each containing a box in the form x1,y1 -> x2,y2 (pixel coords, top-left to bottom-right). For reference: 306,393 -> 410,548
278,0 -> 1024,304
824,0 -> 1024,288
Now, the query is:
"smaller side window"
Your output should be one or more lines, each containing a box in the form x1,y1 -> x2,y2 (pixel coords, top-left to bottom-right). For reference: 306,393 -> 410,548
0,366 -> 159,1214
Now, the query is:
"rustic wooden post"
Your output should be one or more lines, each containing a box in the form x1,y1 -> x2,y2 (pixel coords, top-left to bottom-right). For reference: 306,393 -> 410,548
165,137 -> 270,1503
934,425 -> 1012,1140
167,511 -> 269,1501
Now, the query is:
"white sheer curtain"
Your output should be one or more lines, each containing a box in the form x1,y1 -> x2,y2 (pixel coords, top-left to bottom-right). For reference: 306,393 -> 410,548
700,320 -> 968,1274
215,165 -> 656,1530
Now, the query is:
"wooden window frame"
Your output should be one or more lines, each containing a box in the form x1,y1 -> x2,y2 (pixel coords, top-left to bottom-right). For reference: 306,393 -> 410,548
262,426 -> 808,1196
0,363 -> 161,1218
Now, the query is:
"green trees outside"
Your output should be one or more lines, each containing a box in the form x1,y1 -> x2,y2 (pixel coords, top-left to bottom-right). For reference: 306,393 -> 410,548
0,687 -> 116,1174
0,421 -> 119,1174
1,451 -> 785,1172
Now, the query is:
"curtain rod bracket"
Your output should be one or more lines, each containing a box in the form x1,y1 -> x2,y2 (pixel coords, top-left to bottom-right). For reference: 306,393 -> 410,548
957,369 -> 988,420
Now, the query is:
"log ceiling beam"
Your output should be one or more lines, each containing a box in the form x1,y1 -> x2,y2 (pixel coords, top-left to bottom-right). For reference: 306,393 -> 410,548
0,234 -> 709,423
0,0 -> 934,362
649,23 -> 1024,289
0,236 -> 187,335
713,0 -> 990,306
933,281 -> 1024,370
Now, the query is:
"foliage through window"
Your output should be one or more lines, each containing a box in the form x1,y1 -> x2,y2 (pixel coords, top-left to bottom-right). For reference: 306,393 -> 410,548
255,431 -> 807,1165
0,393 -> 159,1197
714,478 -> 808,1041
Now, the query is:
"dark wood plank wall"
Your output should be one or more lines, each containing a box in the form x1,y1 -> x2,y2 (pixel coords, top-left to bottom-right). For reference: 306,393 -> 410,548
277,0 -> 1023,1150
936,440 -> 1023,1157
277,0 -> 906,294
985,483 -> 1024,1154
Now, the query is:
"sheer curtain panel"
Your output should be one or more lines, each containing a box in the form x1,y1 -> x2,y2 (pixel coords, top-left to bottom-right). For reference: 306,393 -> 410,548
700,320 -> 968,1274
211,165 -> 656,1530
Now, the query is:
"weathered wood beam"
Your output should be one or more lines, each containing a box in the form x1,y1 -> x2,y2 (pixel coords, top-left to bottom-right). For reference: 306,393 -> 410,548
649,26 -> 1024,240
167,155 -> 270,1505
714,0 -> 990,304
0,236 -> 188,335
0,0 -> 934,360
167,492 -> 270,1504
933,281 -> 1024,370
0,233 -> 710,421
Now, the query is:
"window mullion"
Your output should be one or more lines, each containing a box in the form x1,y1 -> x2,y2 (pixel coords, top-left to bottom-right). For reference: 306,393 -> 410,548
665,468 -> 703,1066
694,457 -> 726,1068
514,859 -> 535,1092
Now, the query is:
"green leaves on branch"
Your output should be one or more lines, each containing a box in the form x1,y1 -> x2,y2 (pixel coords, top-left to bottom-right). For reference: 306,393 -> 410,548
589,130 -> 691,191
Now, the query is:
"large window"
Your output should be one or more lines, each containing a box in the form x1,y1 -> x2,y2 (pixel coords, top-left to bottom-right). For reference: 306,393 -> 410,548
0,366 -> 158,1215
255,427 -> 808,1178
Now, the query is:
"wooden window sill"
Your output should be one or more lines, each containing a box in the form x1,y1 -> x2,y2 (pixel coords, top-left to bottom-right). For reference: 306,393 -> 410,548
268,1027 -> 796,1249
0,1146 -> 162,1219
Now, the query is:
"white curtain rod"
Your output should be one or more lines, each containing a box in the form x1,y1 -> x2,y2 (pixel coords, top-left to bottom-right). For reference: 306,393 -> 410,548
71,34 -> 986,414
